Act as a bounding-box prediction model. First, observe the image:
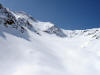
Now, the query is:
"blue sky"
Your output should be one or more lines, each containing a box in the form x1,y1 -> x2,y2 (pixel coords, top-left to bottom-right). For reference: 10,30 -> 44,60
1,0 -> 100,30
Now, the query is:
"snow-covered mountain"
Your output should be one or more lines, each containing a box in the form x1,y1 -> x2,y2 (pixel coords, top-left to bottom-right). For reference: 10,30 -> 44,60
0,4 -> 100,75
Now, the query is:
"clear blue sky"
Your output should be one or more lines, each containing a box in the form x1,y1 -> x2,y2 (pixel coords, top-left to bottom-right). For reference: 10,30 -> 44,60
1,0 -> 100,30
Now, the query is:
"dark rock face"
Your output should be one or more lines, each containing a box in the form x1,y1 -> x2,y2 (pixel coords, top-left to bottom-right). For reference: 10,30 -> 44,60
0,4 -> 3,9
0,4 -> 34,33
44,26 -> 67,37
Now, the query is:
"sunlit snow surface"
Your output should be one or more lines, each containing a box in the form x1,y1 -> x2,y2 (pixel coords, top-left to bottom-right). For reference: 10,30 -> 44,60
0,24 -> 100,75
0,4 -> 100,75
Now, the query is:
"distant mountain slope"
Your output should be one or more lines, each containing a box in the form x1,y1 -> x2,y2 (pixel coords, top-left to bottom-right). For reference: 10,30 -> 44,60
0,3 -> 100,75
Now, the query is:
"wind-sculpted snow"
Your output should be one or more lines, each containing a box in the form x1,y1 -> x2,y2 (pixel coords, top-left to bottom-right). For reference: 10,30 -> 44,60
0,3 -> 100,75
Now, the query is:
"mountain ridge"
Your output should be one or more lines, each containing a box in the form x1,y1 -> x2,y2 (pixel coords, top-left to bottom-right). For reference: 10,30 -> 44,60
0,3 -> 100,75
0,3 -> 100,40
0,3 -> 67,39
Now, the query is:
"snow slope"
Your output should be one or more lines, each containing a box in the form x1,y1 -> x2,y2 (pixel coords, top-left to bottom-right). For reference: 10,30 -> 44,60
0,4 -> 100,75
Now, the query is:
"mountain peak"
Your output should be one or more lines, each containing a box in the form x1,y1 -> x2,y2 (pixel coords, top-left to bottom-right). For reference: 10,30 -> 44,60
1,3 -> 100,40
0,4 -> 66,38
